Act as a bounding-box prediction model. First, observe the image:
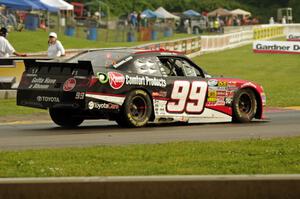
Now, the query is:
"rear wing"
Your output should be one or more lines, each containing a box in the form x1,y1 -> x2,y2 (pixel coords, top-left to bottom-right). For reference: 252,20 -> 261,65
23,59 -> 94,76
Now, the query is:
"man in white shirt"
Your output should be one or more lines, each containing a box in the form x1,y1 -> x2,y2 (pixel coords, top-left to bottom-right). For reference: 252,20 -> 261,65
0,27 -> 26,57
47,32 -> 65,58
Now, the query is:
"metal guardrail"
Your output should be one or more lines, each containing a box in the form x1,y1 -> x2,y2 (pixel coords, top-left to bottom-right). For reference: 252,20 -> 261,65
0,175 -> 300,199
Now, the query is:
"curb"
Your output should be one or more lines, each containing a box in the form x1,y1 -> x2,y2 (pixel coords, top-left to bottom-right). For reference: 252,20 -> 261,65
0,175 -> 300,199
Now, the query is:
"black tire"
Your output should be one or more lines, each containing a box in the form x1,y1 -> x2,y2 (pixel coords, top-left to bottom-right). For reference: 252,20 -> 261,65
232,88 -> 257,123
116,89 -> 152,128
49,108 -> 84,127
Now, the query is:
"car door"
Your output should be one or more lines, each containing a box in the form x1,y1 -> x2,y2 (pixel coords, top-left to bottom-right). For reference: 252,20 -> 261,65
155,56 -> 208,121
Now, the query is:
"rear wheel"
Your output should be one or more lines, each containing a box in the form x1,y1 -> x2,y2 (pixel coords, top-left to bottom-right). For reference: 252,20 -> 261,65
49,108 -> 84,127
232,88 -> 257,123
116,90 -> 152,128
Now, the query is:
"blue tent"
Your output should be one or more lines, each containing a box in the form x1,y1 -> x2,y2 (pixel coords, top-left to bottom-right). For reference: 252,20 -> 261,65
0,0 -> 58,11
183,10 -> 201,17
0,0 -> 31,10
29,0 -> 58,12
141,9 -> 161,18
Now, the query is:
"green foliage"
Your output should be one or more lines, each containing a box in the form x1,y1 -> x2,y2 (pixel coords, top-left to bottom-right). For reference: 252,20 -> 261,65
1,137 -> 300,177
78,0 -> 300,22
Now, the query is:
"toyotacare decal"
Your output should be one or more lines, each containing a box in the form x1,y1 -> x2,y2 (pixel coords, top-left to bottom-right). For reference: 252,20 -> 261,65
88,101 -> 119,110
108,72 -> 125,90
63,78 -> 76,92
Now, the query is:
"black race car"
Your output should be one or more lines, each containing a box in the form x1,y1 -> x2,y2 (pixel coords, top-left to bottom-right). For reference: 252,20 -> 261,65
17,49 -> 266,127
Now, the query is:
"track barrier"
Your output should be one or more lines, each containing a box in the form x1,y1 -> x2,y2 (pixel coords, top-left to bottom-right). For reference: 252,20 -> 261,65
0,175 -> 300,199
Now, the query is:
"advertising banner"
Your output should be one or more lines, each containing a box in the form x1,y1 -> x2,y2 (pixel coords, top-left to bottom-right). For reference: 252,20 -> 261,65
286,33 -> 300,41
253,40 -> 300,54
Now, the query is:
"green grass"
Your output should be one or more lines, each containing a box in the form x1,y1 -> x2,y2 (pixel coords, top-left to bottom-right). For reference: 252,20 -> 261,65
1,137 -> 300,177
0,99 -> 46,117
8,30 -> 192,53
193,44 -> 300,107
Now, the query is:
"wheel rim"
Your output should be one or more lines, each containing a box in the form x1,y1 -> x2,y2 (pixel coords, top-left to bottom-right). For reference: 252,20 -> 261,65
129,96 -> 147,120
238,93 -> 252,114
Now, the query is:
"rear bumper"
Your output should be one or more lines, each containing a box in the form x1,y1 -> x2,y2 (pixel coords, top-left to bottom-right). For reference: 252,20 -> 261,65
17,89 -> 85,110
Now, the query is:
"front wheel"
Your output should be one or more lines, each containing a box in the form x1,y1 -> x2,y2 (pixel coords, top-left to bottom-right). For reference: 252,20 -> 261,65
232,88 -> 257,123
116,89 -> 152,128
49,108 -> 84,127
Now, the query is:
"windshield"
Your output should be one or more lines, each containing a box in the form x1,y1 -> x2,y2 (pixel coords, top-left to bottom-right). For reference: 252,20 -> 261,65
68,51 -> 131,71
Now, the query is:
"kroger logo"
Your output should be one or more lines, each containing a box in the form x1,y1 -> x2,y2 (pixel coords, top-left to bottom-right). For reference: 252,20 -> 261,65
108,72 -> 125,90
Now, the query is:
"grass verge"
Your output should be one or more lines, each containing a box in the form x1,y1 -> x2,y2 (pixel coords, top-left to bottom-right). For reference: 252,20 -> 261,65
0,137 -> 299,177
193,43 -> 300,107
0,99 -> 46,117
9,30 -> 192,53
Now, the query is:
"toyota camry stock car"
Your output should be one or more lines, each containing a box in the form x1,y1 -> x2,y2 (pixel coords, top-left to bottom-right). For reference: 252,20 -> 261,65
17,49 -> 266,127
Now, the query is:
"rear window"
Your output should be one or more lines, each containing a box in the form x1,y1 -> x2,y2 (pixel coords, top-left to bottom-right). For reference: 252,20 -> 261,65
68,51 -> 131,71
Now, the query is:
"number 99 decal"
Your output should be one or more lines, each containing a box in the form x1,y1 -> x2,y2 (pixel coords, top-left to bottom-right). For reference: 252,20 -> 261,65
167,80 -> 208,114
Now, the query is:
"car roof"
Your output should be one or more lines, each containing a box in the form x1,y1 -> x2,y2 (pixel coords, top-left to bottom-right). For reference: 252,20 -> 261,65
70,48 -> 183,58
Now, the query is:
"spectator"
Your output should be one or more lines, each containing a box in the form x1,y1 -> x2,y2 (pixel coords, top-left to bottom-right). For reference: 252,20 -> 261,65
47,32 -> 65,58
213,18 -> 220,32
0,27 -> 26,57
130,11 -> 138,28
269,17 -> 274,24
282,16 -> 286,24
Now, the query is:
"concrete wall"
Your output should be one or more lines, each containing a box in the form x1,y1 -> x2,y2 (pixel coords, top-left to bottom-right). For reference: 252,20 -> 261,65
0,175 -> 300,199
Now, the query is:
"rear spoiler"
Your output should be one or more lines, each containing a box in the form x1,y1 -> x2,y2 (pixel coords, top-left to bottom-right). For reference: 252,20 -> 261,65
23,59 -> 94,76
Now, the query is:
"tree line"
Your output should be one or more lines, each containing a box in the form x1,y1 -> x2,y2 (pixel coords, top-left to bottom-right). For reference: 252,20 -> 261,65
74,0 -> 299,22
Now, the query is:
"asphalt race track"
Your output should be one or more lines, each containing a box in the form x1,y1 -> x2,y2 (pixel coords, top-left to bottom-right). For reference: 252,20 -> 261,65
0,109 -> 299,150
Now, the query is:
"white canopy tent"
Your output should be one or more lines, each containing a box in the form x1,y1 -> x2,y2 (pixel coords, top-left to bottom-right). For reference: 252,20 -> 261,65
40,0 -> 73,10
155,7 -> 180,20
230,8 -> 251,16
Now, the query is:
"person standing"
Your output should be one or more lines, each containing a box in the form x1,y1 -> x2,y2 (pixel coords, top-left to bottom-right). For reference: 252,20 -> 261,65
0,27 -> 26,57
47,32 -> 65,58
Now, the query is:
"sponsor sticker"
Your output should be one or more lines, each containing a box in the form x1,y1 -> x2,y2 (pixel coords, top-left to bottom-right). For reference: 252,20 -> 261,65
28,77 -> 57,89
126,75 -> 167,87
218,81 -> 227,87
37,96 -> 60,103
88,101 -> 119,110
207,97 -> 217,102
63,78 -> 76,91
208,79 -> 218,86
113,56 -> 133,68
96,72 -> 109,84
217,90 -> 226,96
108,72 -> 125,90
208,90 -> 217,98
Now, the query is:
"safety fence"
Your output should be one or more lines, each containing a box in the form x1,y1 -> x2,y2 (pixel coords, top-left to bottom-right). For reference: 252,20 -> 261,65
136,36 -> 201,55
253,25 -> 284,40
139,24 -> 287,54
283,23 -> 300,35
